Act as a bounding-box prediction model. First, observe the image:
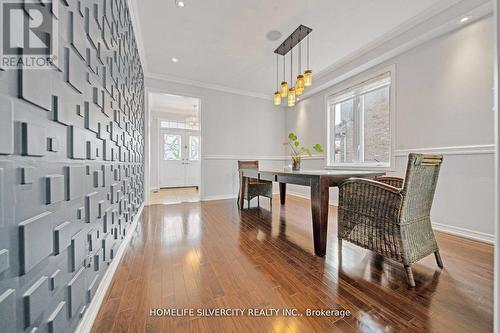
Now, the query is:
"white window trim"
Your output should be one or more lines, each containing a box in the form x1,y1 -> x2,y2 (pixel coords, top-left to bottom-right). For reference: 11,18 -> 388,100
324,65 -> 396,171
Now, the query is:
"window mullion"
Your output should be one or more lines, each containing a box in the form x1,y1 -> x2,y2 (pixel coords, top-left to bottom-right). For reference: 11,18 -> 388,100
352,96 -> 362,163
359,95 -> 365,163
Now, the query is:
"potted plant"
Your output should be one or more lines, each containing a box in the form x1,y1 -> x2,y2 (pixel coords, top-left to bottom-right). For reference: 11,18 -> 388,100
284,132 -> 323,171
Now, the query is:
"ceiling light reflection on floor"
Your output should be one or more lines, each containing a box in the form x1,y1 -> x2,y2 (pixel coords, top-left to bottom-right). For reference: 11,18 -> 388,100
185,249 -> 201,266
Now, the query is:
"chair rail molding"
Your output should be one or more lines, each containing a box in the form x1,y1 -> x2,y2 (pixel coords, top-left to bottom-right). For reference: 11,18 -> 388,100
394,144 -> 495,156
202,154 -> 324,161
201,145 -> 495,162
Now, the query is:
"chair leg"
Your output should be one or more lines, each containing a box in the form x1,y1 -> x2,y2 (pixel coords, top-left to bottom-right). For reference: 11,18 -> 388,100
257,196 -> 260,207
338,238 -> 342,256
247,199 -> 251,209
269,198 -> 272,210
404,265 -> 416,287
434,251 -> 444,268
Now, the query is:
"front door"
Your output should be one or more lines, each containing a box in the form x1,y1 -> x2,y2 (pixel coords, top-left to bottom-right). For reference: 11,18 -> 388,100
159,128 -> 201,188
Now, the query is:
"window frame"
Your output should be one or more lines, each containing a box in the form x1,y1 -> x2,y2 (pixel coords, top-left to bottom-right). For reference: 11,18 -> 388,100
324,65 -> 396,171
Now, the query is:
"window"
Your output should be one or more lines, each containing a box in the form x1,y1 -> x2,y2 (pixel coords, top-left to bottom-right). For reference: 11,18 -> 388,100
189,135 -> 200,160
327,72 -> 393,168
160,120 -> 199,131
164,134 -> 181,160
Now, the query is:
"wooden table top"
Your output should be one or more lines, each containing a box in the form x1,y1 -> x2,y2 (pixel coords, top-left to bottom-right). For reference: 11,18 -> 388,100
240,168 -> 385,187
240,168 -> 385,178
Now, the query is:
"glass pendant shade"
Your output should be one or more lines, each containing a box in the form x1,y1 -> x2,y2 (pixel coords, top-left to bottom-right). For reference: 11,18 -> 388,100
280,81 -> 288,97
288,87 -> 296,107
296,74 -> 305,93
296,86 -> 304,96
304,70 -> 313,87
273,91 -> 281,105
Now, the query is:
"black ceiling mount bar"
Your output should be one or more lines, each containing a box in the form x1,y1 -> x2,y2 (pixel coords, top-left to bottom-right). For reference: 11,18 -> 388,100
274,25 -> 312,56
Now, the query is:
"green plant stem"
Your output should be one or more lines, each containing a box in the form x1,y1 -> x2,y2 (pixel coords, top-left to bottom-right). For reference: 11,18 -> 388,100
288,142 -> 299,156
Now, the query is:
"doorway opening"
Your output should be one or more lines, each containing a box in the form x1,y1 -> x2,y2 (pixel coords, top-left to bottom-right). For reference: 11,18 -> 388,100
149,92 -> 201,205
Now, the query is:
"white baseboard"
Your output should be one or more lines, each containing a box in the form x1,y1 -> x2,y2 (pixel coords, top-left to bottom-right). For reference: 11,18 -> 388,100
286,192 -> 494,244
432,221 -> 495,244
201,194 -> 238,201
75,203 -> 145,333
197,192 -> 496,244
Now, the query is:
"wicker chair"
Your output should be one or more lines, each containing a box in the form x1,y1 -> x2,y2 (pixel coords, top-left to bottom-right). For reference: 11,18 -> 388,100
237,160 -> 273,209
338,153 -> 444,287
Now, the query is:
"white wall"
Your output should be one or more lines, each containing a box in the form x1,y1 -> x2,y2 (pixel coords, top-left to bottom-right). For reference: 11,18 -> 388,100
286,16 -> 496,240
146,77 -> 286,199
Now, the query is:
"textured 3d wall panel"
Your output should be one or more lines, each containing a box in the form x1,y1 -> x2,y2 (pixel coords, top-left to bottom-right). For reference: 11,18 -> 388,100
0,0 -> 144,332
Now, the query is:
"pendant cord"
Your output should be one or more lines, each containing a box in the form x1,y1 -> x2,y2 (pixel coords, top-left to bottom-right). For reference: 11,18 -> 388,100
298,42 -> 301,73
276,54 -> 279,89
307,35 -> 310,69
282,55 -> 285,82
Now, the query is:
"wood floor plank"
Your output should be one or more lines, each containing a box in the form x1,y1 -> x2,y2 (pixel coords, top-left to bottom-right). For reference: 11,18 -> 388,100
92,195 -> 494,333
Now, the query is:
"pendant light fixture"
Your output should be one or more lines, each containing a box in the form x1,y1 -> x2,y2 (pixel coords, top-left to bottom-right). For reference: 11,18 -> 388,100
295,41 -> 305,95
280,54 -> 288,98
288,47 -> 296,107
304,35 -> 313,87
272,25 -> 312,107
273,54 -> 282,105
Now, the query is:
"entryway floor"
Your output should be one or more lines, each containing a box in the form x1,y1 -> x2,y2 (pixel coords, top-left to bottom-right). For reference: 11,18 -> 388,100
148,187 -> 200,205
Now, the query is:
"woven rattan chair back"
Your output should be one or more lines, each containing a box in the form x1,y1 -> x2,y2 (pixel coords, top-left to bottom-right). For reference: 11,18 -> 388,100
401,153 -> 443,222
238,160 -> 259,170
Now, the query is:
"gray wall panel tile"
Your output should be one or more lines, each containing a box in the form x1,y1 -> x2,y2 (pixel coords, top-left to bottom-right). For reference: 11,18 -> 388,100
49,269 -> 61,291
20,69 -> 52,111
45,175 -> 65,204
0,168 -> 3,229
0,249 -> 9,273
23,276 -> 49,327
0,0 -> 144,331
67,267 -> 85,318
70,230 -> 87,272
65,47 -> 87,93
85,191 -> 99,223
0,289 -> 16,333
47,301 -> 66,333
53,221 -> 73,255
69,126 -> 88,159
0,95 -> 14,155
20,167 -> 36,184
87,274 -> 99,303
21,122 -> 47,157
19,212 -> 53,274
64,165 -> 85,200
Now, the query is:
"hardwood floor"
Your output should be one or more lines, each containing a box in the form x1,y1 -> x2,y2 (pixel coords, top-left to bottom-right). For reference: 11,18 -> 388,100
92,195 -> 494,333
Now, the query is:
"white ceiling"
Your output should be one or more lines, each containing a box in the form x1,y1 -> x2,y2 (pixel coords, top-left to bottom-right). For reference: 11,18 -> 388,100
135,0 -> 459,96
149,92 -> 200,114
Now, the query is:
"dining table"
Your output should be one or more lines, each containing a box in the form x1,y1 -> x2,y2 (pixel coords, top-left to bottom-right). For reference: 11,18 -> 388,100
238,168 -> 385,256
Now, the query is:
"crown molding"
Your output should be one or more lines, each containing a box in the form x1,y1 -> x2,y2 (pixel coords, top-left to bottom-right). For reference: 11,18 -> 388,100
299,0 -> 493,100
313,0 -> 464,82
145,72 -> 271,100
128,0 -> 492,103
126,0 -> 148,72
